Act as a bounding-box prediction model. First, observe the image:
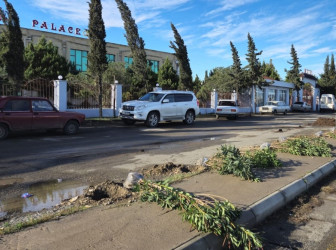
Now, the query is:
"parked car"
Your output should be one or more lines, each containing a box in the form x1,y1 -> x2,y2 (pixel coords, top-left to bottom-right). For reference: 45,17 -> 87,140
0,96 -> 85,140
259,101 -> 290,115
320,94 -> 336,112
119,90 -> 200,127
215,99 -> 239,120
292,101 -> 311,112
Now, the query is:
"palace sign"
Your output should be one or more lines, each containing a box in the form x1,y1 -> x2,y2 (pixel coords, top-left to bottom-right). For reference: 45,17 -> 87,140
32,20 -> 88,36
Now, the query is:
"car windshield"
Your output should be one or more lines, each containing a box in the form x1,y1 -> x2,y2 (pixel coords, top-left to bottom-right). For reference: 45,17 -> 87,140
139,93 -> 164,102
267,101 -> 278,106
218,101 -> 236,106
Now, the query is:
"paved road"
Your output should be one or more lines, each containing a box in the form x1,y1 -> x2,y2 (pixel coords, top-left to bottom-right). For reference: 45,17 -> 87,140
0,113 -> 321,174
0,113 -> 332,196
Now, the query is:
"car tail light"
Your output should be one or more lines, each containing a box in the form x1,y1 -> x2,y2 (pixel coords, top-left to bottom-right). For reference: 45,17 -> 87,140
217,108 -> 222,111
231,109 -> 236,112
197,99 -> 200,107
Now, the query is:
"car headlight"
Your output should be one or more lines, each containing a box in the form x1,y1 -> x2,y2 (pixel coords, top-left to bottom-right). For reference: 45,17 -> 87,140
135,105 -> 147,111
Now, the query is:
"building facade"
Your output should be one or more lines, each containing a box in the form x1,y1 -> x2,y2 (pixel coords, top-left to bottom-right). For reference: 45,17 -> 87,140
1,25 -> 177,75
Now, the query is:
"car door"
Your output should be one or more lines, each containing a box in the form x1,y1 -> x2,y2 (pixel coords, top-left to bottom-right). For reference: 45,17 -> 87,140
2,99 -> 33,131
160,94 -> 177,119
175,94 -> 192,117
32,100 -> 62,129
278,102 -> 285,112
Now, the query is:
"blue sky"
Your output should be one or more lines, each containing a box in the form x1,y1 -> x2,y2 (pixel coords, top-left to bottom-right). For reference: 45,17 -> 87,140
1,0 -> 336,80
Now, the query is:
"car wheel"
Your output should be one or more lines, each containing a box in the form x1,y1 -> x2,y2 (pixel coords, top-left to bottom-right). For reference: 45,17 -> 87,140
122,119 -> 136,125
183,110 -> 195,125
0,124 -> 9,140
273,110 -> 277,115
146,111 -> 159,127
63,120 -> 79,135
284,110 -> 287,115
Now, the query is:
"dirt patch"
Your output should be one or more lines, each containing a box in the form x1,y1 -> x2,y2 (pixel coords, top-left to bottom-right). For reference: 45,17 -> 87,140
141,162 -> 207,180
312,117 -> 336,127
288,195 -> 324,224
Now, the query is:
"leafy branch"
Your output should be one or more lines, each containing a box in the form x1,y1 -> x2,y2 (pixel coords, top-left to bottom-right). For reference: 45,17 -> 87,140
278,136 -> 331,157
137,180 -> 263,249
216,145 -> 260,182
246,148 -> 282,169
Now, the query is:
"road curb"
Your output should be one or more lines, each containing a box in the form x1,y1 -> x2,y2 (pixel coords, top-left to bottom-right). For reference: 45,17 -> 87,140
176,159 -> 336,250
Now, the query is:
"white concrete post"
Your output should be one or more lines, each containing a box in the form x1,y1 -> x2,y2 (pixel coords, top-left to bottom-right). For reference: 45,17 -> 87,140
252,86 -> 256,113
211,90 -> 218,110
111,82 -> 123,117
53,80 -> 67,111
299,89 -> 303,102
286,90 -> 290,106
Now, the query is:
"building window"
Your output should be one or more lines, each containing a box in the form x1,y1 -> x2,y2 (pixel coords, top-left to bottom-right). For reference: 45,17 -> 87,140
124,56 -> 133,68
279,90 -> 286,102
70,49 -> 88,72
106,54 -> 115,63
268,89 -> 276,101
256,88 -> 265,107
147,60 -> 159,73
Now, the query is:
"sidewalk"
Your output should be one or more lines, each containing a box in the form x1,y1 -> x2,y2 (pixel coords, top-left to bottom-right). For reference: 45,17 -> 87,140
1,127 -> 336,250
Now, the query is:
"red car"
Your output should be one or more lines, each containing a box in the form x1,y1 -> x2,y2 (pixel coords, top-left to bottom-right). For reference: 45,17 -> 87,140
0,96 -> 85,139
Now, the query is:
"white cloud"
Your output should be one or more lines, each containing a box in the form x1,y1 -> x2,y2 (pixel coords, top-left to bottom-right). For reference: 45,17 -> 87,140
30,0 -> 191,29
205,0 -> 259,17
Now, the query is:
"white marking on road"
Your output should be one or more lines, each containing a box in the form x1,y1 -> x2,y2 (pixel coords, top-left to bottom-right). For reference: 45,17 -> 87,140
141,128 -> 169,132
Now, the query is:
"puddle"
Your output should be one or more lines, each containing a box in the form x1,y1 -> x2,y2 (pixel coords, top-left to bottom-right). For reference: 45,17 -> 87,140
0,180 -> 87,218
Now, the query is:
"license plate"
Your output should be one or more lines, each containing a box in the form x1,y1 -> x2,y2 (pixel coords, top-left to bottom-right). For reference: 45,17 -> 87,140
123,111 -> 130,115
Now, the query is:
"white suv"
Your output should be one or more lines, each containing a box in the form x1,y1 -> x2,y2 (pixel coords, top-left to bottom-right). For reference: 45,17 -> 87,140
119,90 -> 200,127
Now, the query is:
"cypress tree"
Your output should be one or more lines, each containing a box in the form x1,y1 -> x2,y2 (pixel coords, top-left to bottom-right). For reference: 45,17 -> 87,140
229,41 -> 246,95
88,0 -> 107,118
0,0 -> 24,95
115,0 -> 148,97
169,23 -> 193,91
245,33 -> 266,89
157,58 -> 178,90
330,54 -> 336,95
245,33 -> 267,112
285,44 -> 303,101
319,55 -> 331,94
193,74 -> 202,93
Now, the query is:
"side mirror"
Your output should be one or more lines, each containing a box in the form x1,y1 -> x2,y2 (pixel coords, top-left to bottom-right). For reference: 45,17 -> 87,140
162,99 -> 169,103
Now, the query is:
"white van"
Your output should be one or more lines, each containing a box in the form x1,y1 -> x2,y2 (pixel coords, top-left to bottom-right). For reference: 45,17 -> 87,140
320,94 -> 336,111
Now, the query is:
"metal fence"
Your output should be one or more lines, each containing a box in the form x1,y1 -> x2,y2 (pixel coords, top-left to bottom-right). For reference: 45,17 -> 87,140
0,78 -> 54,102
67,81 -> 112,109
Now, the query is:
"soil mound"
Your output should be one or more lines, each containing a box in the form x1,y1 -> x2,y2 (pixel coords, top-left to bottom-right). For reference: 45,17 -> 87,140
312,117 -> 336,127
63,181 -> 133,206
142,162 -> 207,179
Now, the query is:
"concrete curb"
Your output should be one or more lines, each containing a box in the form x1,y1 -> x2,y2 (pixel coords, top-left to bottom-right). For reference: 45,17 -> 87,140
176,159 -> 336,250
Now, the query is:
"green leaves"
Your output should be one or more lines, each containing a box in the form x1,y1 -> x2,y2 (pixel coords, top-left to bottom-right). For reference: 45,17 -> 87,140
280,136 -> 331,157
217,145 -> 259,182
246,148 -> 282,169
24,37 -> 69,80
138,180 -> 263,249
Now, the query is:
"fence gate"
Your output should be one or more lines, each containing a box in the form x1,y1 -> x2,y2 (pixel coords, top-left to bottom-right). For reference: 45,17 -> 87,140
67,81 -> 112,109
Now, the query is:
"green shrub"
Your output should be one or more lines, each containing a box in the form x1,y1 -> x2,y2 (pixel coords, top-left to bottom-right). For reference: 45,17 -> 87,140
280,136 -> 331,157
217,145 -> 259,181
247,148 -> 282,169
